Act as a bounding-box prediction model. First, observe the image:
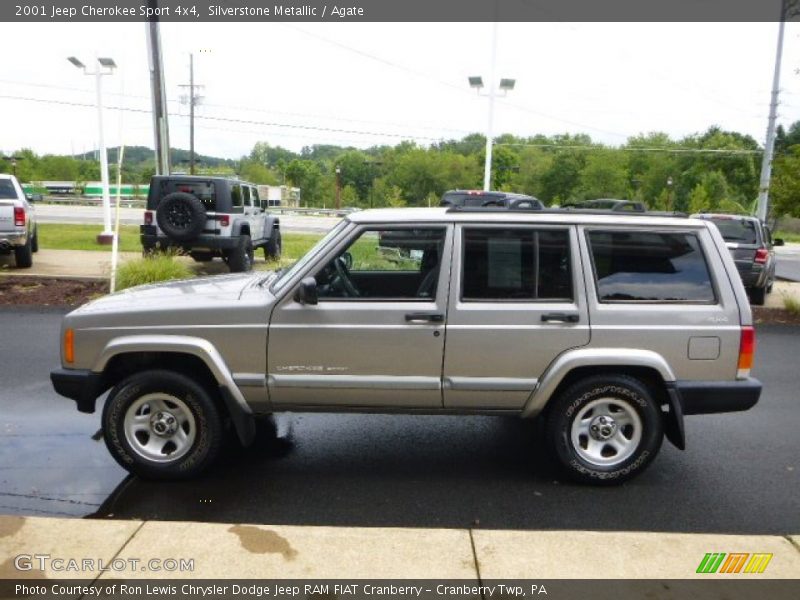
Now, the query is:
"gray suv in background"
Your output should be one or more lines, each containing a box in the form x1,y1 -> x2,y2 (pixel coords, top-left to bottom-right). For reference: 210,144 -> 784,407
52,207 -> 761,485
692,213 -> 783,305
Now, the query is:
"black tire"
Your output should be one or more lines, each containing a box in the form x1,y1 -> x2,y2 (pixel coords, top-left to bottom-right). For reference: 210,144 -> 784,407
749,285 -> 766,306
226,235 -> 253,273
31,228 -> 39,253
102,370 -> 224,480
545,374 -> 663,485
14,236 -> 33,268
156,192 -> 206,241
189,251 -> 214,263
265,230 -> 282,260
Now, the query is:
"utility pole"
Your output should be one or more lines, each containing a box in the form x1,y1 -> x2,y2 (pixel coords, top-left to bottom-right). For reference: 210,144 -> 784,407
335,167 -> 342,210
756,0 -> 787,223
146,0 -> 170,175
179,53 -> 204,174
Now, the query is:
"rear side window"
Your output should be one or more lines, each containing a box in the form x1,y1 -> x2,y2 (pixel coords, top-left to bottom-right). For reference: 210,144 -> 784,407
0,180 -> 18,199
587,230 -> 715,303
709,218 -> 758,245
462,228 -> 573,301
231,185 -> 242,208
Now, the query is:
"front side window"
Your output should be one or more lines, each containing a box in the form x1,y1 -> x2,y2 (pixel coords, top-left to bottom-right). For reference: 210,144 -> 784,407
316,228 -> 446,300
462,228 -> 573,301
588,230 -> 715,303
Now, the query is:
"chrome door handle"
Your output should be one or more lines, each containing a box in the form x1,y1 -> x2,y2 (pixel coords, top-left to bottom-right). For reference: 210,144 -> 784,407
405,312 -> 444,323
541,312 -> 579,323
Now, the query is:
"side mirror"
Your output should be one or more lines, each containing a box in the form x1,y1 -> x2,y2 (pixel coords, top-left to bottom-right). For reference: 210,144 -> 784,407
774,238 -> 784,247
294,277 -> 318,305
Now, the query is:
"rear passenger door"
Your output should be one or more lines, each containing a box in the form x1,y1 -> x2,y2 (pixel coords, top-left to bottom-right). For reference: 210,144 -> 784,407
442,225 -> 590,410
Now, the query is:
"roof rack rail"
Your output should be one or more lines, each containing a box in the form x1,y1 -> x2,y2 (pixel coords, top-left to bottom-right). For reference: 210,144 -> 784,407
445,206 -> 689,217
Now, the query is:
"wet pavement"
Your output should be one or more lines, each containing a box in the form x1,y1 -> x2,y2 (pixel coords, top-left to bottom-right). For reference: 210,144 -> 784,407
0,307 -> 798,533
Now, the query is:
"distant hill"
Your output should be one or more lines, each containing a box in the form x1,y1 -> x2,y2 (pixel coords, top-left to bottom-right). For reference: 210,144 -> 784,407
74,146 -> 237,170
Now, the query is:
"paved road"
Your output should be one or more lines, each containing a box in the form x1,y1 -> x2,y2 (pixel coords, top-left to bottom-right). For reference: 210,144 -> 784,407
776,245 -> 800,282
34,204 -> 341,234
0,308 -> 797,533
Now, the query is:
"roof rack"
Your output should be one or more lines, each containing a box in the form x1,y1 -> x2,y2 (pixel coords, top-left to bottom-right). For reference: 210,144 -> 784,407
445,205 -> 689,218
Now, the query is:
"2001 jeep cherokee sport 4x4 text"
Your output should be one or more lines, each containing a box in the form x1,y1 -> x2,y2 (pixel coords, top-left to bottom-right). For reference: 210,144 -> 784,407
51,207 -> 762,484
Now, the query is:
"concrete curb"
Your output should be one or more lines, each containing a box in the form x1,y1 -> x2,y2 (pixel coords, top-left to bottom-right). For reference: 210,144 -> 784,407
1,516 -> 798,580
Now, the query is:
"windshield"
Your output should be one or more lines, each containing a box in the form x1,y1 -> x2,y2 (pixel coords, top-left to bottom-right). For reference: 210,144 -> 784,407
270,220 -> 349,292
710,218 -> 758,245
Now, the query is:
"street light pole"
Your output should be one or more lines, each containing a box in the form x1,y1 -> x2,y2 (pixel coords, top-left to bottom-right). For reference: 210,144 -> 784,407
335,167 -> 342,211
68,56 -> 116,244
469,23 -> 515,192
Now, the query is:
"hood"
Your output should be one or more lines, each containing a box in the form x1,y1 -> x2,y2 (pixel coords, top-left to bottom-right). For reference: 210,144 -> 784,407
72,271 -> 270,316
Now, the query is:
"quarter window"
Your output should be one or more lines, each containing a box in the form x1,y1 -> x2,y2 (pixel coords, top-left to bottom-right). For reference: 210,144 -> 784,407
587,230 -> 715,303
462,228 -> 573,301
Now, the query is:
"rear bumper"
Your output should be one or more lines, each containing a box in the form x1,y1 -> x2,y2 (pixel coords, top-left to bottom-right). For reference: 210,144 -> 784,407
735,263 -> 768,288
50,368 -> 106,413
675,377 -> 761,415
0,231 -> 26,251
140,225 -> 240,251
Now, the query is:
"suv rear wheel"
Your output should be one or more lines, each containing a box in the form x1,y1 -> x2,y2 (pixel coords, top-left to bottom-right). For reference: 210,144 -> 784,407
545,374 -> 663,485
102,370 -> 224,479
14,235 -> 33,268
749,286 -> 766,306
226,234 -> 254,272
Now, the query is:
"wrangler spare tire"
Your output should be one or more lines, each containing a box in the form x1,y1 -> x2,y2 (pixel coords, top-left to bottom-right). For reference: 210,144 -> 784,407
156,192 -> 206,241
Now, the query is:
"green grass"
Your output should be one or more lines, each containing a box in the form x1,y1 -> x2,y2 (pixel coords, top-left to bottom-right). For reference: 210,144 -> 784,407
775,230 -> 800,244
39,223 -> 142,252
38,224 -> 325,260
116,252 -> 193,291
783,292 -> 800,316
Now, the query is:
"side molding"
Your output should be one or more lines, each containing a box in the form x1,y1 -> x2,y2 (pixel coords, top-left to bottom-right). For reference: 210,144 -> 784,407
521,347 -> 677,418
94,335 -> 255,445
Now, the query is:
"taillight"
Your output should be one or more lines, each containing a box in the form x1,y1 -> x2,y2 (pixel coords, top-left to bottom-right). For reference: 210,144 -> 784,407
64,328 -> 75,364
144,211 -> 153,225
14,207 -> 25,226
218,215 -> 230,227
754,248 -> 768,264
737,326 -> 755,378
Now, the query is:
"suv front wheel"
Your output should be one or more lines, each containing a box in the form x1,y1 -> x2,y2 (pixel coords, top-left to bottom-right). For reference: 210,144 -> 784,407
102,370 -> 224,479
545,374 -> 663,485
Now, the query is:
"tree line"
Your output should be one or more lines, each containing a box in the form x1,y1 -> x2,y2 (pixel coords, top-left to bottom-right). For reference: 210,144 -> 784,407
5,122 -> 800,218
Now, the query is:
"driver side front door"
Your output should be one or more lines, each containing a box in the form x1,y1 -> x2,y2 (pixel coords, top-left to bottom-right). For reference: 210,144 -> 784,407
267,224 -> 452,409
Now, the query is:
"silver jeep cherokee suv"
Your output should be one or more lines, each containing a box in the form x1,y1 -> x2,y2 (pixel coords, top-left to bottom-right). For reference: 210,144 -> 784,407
51,207 -> 761,484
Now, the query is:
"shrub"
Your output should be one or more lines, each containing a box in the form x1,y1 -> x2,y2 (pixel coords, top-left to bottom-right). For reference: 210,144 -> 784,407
783,292 -> 800,316
115,253 -> 192,291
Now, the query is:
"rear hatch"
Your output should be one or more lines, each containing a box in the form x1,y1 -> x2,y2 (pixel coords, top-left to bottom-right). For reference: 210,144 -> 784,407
708,216 -> 760,270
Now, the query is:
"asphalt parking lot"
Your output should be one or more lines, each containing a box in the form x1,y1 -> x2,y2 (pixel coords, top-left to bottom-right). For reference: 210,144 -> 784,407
0,307 -> 797,534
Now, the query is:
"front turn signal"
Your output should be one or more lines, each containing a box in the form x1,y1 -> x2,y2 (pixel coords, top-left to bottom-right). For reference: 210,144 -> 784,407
64,328 -> 75,364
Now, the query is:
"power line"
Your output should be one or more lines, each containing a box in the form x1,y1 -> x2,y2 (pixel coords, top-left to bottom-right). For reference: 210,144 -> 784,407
495,142 -> 762,155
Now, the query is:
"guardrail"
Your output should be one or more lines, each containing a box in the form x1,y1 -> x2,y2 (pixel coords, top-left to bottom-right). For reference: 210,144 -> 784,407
38,197 -> 351,217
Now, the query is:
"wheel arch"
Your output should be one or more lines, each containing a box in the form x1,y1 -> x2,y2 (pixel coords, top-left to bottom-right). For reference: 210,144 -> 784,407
93,336 -> 255,445
523,348 -> 684,450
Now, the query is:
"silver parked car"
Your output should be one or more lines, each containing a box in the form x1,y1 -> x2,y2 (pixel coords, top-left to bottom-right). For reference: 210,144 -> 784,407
0,174 -> 39,268
51,207 -> 761,484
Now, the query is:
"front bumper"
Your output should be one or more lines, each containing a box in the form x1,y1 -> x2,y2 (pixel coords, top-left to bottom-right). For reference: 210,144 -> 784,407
50,368 -> 106,413
675,377 -> 762,415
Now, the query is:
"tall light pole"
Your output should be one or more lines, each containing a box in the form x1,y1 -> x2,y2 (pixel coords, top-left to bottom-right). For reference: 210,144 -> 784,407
756,6 -> 787,223
335,166 -> 342,211
469,24 -> 515,191
68,56 -> 116,244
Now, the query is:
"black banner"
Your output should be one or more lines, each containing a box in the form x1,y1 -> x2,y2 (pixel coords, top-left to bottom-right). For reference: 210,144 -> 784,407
1,580 -> 799,600
1,0 -> 799,23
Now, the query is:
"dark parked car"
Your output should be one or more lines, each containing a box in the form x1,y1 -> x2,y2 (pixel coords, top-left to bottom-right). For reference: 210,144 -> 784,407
692,213 -> 783,305
440,190 -> 544,210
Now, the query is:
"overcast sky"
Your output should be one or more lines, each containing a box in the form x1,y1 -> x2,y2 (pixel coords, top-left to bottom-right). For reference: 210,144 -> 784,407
2,22 -> 800,159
